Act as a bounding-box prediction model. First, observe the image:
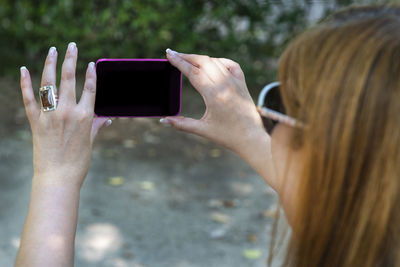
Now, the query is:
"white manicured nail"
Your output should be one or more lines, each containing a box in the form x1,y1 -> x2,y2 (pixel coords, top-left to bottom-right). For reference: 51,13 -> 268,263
68,42 -> 76,51
49,46 -> 56,56
89,62 -> 95,69
166,48 -> 178,56
20,66 -> 27,77
160,118 -> 171,126
105,119 -> 112,127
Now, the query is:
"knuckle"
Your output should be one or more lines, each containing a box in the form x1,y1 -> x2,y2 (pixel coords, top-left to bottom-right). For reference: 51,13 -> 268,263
188,66 -> 200,76
84,84 -> 96,94
55,104 -> 72,120
66,49 -> 75,59
27,102 -> 38,114
24,105 -> 35,119
23,96 -> 32,107
78,109 -> 92,122
45,57 -> 55,66
57,110 -> 71,122
41,78 -> 53,86
62,68 -> 75,80
232,62 -> 241,70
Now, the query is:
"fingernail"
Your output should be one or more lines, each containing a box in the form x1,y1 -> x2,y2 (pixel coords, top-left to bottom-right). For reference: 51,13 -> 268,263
48,46 -> 56,56
68,42 -> 76,51
88,62 -> 95,69
20,66 -> 27,77
160,118 -> 171,126
166,48 -> 178,56
105,119 -> 113,127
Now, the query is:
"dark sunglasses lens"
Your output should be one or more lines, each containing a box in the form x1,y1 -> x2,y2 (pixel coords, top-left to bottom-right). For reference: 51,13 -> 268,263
261,85 -> 285,135
264,85 -> 286,114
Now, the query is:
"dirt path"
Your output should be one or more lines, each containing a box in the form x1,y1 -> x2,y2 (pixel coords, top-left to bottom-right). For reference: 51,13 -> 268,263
0,78 -> 282,267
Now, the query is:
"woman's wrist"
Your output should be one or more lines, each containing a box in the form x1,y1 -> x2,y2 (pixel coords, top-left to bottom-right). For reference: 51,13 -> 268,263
233,126 -> 270,159
16,176 -> 81,266
32,172 -> 84,192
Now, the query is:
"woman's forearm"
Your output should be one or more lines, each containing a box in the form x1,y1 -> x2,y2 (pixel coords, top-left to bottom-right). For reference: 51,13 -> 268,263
235,129 -> 279,192
16,44 -> 110,267
15,176 -> 81,267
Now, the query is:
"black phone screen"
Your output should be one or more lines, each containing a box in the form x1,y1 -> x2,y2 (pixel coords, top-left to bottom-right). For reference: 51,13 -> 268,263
95,59 -> 181,117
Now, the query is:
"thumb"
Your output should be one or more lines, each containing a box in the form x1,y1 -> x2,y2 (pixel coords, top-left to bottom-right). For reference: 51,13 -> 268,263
160,116 -> 206,136
90,117 -> 112,144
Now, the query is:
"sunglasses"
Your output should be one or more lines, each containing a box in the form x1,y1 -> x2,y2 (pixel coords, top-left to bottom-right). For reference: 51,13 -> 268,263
257,82 -> 303,135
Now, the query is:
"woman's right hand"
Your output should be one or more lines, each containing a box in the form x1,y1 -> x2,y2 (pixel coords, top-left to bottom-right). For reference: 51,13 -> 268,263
164,49 -> 277,190
164,49 -> 269,157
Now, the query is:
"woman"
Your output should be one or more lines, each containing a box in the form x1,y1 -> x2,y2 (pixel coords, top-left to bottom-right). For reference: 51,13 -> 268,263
15,4 -> 399,267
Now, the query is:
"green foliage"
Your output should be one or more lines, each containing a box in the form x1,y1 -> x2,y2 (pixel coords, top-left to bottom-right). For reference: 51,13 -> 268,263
0,0 -> 340,89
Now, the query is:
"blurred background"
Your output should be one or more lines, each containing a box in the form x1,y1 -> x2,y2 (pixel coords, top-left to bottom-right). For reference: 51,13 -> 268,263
0,0 -> 389,266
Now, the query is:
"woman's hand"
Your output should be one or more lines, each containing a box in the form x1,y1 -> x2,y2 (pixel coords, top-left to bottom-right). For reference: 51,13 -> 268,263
164,49 -> 277,190
164,49 -> 266,154
20,42 -> 111,189
16,43 -> 111,267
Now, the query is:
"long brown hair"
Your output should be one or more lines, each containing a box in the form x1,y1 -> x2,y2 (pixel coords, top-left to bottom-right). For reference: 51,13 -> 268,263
275,4 -> 400,267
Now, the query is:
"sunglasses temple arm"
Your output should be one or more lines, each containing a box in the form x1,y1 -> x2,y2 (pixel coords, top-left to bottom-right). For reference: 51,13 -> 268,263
257,107 -> 304,128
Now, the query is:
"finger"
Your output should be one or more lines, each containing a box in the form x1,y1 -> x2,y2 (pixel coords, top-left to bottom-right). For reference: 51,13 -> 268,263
166,49 -> 203,82
78,62 -> 96,112
90,117 -> 112,144
167,50 -> 225,84
41,47 -> 58,96
20,66 -> 40,121
166,50 -> 214,99
59,42 -> 78,104
217,58 -> 245,80
160,116 -> 207,137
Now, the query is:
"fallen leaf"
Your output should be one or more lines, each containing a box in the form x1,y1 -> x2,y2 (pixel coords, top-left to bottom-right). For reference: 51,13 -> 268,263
248,234 -> 258,243
261,205 -> 278,218
107,176 -> 125,187
209,227 -> 228,239
123,139 -> 137,148
230,182 -> 253,196
210,212 -> 232,224
143,132 -> 161,144
140,181 -> 155,191
223,200 -> 235,208
209,148 -> 222,158
184,144 -> 205,160
242,249 -> 262,260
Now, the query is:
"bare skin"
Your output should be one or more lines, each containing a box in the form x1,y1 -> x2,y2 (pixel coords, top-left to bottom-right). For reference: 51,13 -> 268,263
164,49 -> 302,224
15,43 -> 111,267
15,47 -> 301,266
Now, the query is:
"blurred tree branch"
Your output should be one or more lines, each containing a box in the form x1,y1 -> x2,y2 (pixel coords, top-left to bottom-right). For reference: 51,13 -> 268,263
0,0 -> 371,90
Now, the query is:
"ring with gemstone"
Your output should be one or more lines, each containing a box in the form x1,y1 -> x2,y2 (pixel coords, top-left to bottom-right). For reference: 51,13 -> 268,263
39,85 -> 58,112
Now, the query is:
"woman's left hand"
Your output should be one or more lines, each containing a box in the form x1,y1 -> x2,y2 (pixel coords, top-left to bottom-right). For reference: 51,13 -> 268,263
20,42 -> 111,189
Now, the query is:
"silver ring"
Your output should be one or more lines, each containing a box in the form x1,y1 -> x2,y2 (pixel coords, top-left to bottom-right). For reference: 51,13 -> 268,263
39,85 -> 58,112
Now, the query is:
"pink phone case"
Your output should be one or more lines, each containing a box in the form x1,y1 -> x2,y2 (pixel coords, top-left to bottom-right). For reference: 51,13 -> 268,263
95,58 -> 182,117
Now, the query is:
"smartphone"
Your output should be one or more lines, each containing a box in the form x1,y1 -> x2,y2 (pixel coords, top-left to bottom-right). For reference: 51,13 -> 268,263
95,59 -> 182,117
